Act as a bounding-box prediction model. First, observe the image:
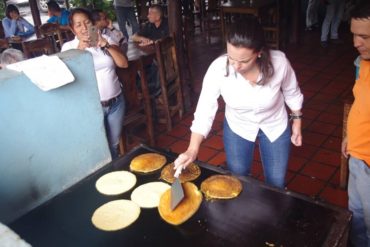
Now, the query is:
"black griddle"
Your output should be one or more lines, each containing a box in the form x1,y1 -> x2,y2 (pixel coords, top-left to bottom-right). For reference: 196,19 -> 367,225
9,145 -> 351,247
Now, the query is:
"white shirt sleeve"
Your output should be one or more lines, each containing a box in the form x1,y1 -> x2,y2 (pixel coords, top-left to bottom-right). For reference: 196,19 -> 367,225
279,53 -> 304,111
190,56 -> 225,138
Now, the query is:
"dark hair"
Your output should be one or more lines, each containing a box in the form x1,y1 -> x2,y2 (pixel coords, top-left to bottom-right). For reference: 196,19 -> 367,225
47,0 -> 61,12
5,4 -> 20,19
91,9 -> 103,24
68,8 -> 93,29
225,15 -> 274,85
351,1 -> 370,20
150,4 -> 164,19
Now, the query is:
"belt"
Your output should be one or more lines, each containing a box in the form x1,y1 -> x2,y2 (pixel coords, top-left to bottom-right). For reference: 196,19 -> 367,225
101,94 -> 120,107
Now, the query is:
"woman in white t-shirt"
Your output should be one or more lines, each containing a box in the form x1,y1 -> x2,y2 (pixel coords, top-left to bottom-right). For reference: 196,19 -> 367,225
174,16 -> 304,189
62,8 -> 128,159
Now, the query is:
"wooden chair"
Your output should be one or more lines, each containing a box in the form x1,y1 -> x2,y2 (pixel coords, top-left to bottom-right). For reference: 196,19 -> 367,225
21,37 -> 56,59
0,20 -> 5,39
0,39 -> 9,51
38,23 -> 64,52
260,2 -> 280,49
203,0 -> 221,44
117,59 -> 155,155
340,102 -> 352,189
154,35 -> 184,132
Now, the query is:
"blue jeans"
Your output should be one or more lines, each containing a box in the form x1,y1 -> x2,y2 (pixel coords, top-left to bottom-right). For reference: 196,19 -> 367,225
320,0 -> 345,41
348,156 -> 370,247
114,6 -> 140,39
102,94 -> 125,159
223,120 -> 291,188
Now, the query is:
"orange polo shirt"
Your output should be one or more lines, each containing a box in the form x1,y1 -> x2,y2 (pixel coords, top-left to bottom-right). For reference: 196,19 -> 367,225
347,59 -> 370,165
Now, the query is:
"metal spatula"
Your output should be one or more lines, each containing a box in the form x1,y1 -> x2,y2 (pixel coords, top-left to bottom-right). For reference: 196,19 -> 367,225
170,166 -> 184,211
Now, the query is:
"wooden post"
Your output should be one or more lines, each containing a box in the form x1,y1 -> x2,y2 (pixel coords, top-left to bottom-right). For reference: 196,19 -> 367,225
29,0 -> 42,37
168,0 -> 192,111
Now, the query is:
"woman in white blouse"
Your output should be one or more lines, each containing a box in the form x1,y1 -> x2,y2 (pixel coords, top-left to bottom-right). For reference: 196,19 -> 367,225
62,8 -> 128,159
174,16 -> 303,188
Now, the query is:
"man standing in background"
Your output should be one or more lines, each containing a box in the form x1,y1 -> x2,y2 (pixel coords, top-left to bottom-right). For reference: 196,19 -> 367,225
320,0 -> 345,47
113,0 -> 140,40
306,0 -> 320,31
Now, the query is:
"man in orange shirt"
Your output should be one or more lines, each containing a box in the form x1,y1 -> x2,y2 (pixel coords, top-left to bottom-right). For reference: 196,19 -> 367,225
342,2 -> 370,246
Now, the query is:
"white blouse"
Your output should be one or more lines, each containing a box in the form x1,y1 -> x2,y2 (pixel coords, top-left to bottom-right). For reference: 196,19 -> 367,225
191,50 -> 303,142
61,35 -> 121,101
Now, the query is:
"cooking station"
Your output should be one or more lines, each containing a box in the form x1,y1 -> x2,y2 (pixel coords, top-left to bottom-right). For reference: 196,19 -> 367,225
10,145 -> 351,247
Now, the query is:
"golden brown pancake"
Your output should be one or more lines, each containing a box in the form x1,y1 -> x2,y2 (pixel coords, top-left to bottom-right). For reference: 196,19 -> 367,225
160,162 -> 201,183
158,182 -> 202,225
200,175 -> 242,200
95,171 -> 136,196
91,200 -> 140,231
130,181 -> 171,208
129,153 -> 167,173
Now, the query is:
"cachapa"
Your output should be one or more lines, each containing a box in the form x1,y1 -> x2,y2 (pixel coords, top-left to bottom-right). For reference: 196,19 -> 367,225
95,171 -> 136,196
91,200 -> 140,231
130,153 -> 166,173
130,181 -> 171,208
200,175 -> 242,199
158,182 -> 202,225
160,162 -> 201,183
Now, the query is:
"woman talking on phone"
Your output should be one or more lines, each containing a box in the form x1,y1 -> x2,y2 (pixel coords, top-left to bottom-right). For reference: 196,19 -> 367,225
174,16 -> 303,189
62,8 -> 128,159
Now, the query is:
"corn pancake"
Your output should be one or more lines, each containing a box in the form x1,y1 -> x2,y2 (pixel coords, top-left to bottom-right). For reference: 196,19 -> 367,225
160,162 -> 201,183
130,182 -> 171,208
200,175 -> 242,200
158,182 -> 202,225
95,171 -> 136,196
130,153 -> 167,173
91,200 -> 140,231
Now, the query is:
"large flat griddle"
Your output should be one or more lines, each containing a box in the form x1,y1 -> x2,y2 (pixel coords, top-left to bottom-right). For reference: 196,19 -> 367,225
9,145 -> 351,247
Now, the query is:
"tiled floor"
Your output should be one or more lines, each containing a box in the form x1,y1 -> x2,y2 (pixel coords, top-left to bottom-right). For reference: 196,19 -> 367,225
129,24 -> 358,209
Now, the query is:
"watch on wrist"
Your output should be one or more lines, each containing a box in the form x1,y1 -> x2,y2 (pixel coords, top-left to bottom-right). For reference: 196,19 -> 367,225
289,112 -> 303,121
103,43 -> 111,50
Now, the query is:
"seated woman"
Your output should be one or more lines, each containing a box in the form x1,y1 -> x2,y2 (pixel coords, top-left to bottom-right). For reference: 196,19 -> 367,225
61,8 -> 128,159
2,4 -> 35,39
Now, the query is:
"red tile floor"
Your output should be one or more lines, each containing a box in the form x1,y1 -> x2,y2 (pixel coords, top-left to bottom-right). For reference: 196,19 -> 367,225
127,24 -> 358,209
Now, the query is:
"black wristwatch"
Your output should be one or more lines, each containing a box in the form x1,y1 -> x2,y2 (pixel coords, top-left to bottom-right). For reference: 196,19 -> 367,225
103,43 -> 111,50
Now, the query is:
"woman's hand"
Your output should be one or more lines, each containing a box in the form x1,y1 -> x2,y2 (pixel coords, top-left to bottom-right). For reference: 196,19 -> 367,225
291,119 -> 302,146
77,37 -> 90,50
139,37 -> 154,46
174,149 -> 198,171
97,33 -> 109,48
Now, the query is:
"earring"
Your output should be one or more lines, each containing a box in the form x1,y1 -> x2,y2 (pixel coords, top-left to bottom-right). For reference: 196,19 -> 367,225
258,54 -> 262,58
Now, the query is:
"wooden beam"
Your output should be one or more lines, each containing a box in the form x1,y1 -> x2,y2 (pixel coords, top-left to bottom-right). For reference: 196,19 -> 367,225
29,0 -> 42,37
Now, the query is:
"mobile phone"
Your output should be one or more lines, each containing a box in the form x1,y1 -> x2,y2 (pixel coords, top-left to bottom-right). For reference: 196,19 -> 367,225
88,25 -> 99,47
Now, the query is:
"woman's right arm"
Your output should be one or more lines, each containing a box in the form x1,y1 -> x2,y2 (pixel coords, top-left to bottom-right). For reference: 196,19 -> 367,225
174,132 -> 204,170
174,57 -> 224,170
3,19 -> 17,37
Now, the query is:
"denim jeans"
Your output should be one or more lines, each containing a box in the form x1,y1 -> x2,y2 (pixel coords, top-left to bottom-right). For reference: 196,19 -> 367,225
306,0 -> 320,28
114,6 -> 140,39
348,156 -> 370,247
102,93 -> 125,159
223,120 -> 291,188
320,0 -> 345,41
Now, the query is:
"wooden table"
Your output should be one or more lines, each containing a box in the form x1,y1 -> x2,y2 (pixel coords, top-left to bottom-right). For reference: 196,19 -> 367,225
220,0 -> 276,42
